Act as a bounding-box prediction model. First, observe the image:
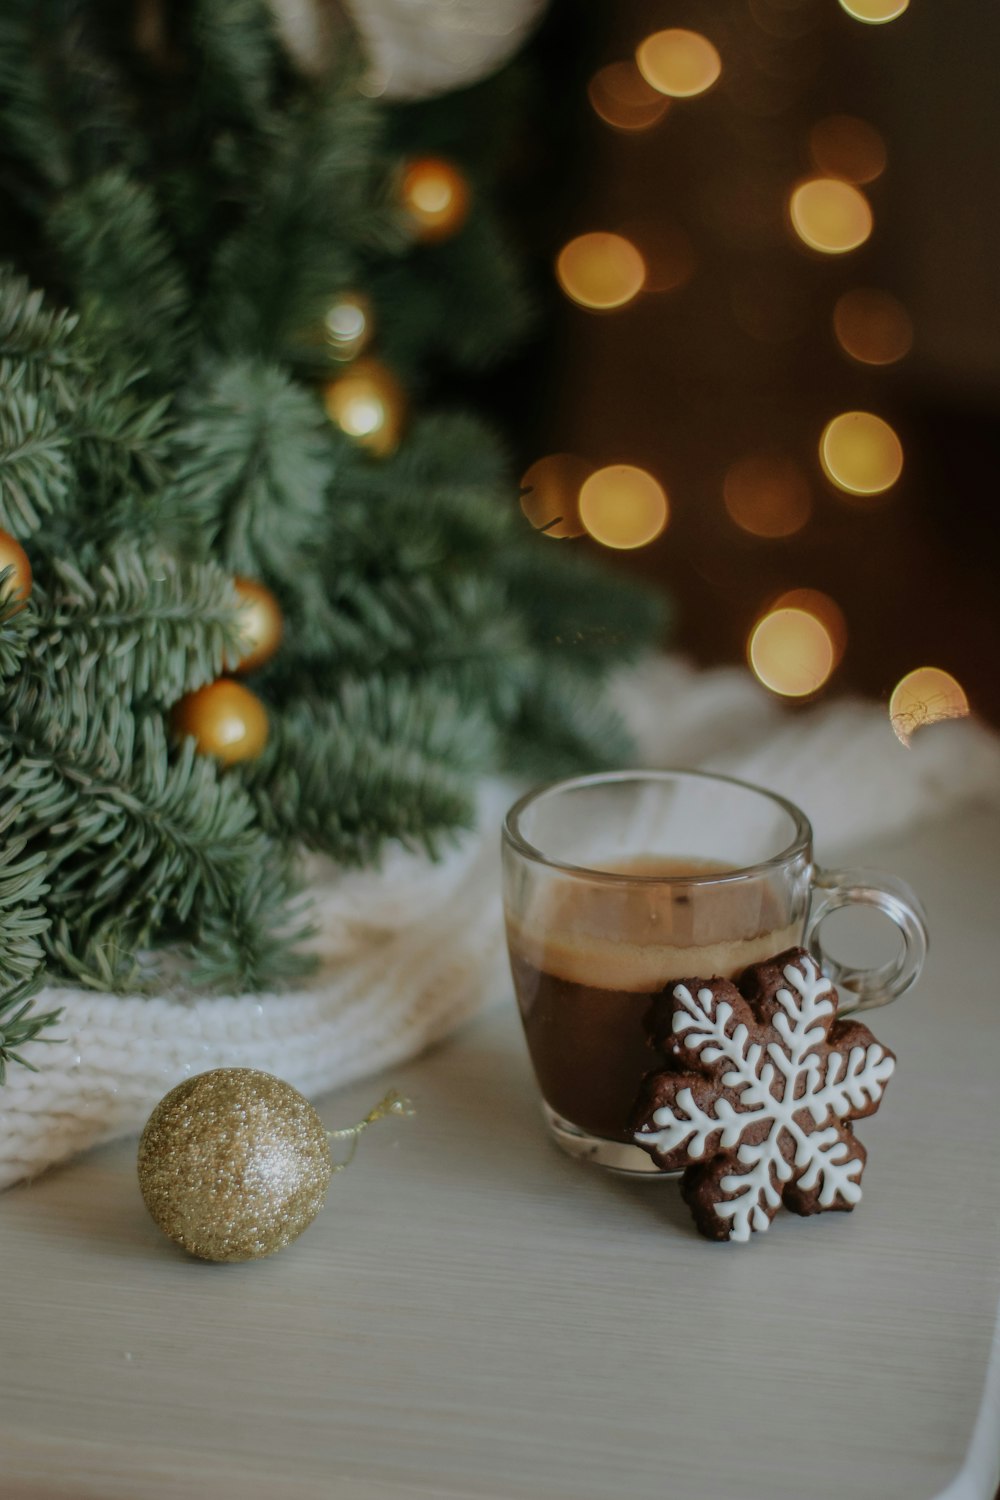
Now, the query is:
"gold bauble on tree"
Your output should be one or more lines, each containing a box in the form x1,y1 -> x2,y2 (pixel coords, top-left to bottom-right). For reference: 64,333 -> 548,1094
170,679 -> 269,765
322,356 -> 407,457
322,290 -> 374,363
0,529 -> 33,611
137,1069 -> 332,1262
399,156 -> 470,243
232,576 -> 283,674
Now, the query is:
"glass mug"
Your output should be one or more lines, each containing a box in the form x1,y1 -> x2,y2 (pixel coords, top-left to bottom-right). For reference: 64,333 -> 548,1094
502,769 -> 928,1175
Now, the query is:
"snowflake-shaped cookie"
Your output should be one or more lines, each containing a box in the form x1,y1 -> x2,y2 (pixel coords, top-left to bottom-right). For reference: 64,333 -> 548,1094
630,948 -> 895,1243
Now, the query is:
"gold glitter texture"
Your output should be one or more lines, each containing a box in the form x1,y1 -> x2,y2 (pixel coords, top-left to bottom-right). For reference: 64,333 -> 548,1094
137,1068 -> 332,1262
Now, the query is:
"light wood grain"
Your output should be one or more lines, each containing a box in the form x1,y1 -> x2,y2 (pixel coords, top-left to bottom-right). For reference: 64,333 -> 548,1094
2,810 -> 999,1500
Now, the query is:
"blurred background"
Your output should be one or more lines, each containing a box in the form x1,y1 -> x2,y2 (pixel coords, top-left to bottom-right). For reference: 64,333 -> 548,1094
487,0 -> 1000,736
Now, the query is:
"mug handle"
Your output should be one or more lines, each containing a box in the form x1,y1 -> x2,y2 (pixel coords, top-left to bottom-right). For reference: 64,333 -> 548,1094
804,866 -> 929,1015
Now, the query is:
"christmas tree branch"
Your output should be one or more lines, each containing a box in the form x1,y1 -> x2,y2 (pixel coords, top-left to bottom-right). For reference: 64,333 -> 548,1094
0,977 -> 62,1086
26,549 -> 247,705
164,358 -> 335,580
47,169 -> 192,384
245,677 -> 496,865
0,680 -> 295,982
0,383 -> 71,536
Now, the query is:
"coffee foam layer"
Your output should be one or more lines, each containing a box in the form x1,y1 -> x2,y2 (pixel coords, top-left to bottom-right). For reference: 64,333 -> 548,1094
508,921 -> 804,992
506,863 -> 801,991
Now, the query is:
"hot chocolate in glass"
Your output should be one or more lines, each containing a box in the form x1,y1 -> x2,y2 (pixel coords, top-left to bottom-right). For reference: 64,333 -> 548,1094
502,771 -> 927,1174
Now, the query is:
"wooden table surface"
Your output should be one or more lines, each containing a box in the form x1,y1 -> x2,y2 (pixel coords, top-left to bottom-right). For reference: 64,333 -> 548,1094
2,808 -> 999,1500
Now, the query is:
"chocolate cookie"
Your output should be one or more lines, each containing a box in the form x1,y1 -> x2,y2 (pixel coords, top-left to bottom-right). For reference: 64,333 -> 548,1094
630,948 -> 895,1243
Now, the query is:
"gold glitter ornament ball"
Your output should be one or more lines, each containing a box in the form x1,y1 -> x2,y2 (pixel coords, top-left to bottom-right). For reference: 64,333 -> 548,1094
232,576 -> 283,674
170,678 -> 269,764
0,528 -> 32,610
137,1069 -> 332,1262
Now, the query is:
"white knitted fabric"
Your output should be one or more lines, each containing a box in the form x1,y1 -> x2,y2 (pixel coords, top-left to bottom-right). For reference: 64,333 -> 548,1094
3,655 -> 999,1190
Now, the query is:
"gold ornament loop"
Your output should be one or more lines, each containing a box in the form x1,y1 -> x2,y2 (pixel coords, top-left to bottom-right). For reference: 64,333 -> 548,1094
327,1089 -> 416,1172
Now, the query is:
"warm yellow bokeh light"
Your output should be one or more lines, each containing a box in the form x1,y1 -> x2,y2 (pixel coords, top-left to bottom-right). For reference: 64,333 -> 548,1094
579,465 -> 669,550
322,359 -> 406,457
636,30 -> 722,99
772,589 -> 848,667
834,289 -> 914,366
588,61 -> 670,131
809,115 -> 886,185
520,454 -> 592,539
748,608 -> 835,698
889,667 -> 969,745
400,158 -> 470,242
789,178 -> 873,254
820,411 -> 903,497
556,233 -> 646,310
838,0 -> 909,23
723,454 -> 812,538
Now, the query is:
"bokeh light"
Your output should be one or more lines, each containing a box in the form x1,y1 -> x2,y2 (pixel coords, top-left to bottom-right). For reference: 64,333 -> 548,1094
588,61 -> 670,132
519,454 -> 593,539
833,289 -> 914,365
323,292 -> 373,362
890,667 -> 970,745
772,589 -> 848,667
636,30 -> 722,99
400,157 -> 470,241
556,233 -> 646,310
789,178 -> 873,254
838,0 -> 909,23
579,465 -> 669,549
809,115 -> 886,185
322,359 -> 406,457
748,607 -> 835,698
620,219 -> 696,293
723,454 -> 812,538
820,411 -> 903,497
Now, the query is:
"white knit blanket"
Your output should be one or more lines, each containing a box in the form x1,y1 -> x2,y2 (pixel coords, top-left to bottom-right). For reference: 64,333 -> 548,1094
3,656 -> 998,1189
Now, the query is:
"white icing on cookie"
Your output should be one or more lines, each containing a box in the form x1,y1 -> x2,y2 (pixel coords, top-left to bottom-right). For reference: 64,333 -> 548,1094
636,954 -> 895,1242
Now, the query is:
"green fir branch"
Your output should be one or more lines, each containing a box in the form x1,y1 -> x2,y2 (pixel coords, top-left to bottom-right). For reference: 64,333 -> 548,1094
69,374 -> 173,536
164,358 -> 335,578
0,3 -> 74,194
0,576 -> 35,677
187,857 -> 316,994
375,204 -> 534,375
245,677 -> 496,865
500,543 -> 669,676
206,58 -> 401,351
331,412 -> 517,570
0,381 -> 71,536
192,0 -> 282,126
0,680 -> 287,966
277,571 -> 532,724
46,168 -> 192,383
501,663 -> 637,780
0,809 -> 50,992
0,977 -> 62,1086
0,265 -> 86,409
26,548 -> 247,705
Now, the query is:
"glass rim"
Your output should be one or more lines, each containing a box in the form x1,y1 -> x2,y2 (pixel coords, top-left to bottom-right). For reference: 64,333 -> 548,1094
502,768 -> 813,886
